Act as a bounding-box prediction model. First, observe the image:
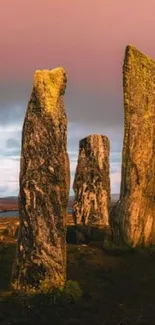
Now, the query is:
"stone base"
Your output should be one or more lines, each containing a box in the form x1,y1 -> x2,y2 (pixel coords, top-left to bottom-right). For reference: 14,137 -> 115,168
66,225 -> 111,245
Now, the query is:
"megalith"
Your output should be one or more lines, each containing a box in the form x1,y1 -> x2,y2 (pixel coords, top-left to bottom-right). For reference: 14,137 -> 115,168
12,67 -> 70,292
72,134 -> 110,227
110,45 -> 155,247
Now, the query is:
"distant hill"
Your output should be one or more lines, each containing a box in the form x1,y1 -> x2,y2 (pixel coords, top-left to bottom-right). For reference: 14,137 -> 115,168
0,194 -> 120,211
0,194 -> 120,202
0,196 -> 18,200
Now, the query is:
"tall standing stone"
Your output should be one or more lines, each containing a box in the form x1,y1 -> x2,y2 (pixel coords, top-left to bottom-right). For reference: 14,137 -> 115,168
72,134 -> 110,227
110,45 -> 155,247
12,67 -> 70,292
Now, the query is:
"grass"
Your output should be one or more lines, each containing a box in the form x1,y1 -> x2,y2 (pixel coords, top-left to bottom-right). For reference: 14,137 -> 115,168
1,221 -> 155,324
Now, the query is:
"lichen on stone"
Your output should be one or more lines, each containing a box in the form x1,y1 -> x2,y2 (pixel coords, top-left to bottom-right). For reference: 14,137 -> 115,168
72,134 -> 110,228
11,67 -> 70,293
110,45 -> 155,247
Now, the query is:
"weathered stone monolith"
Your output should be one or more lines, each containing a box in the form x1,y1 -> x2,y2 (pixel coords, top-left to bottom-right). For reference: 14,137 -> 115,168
110,45 -> 155,247
12,67 -> 70,292
72,134 -> 110,227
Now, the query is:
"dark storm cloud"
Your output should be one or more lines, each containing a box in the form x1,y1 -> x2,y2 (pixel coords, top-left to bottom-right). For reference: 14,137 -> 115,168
0,81 -> 31,125
65,84 -> 124,129
6,138 -> 20,149
68,122 -> 123,154
1,149 -> 20,158
0,78 -> 124,134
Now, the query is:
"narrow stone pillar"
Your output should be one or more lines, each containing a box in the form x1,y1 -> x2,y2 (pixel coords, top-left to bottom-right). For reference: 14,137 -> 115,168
72,134 -> 110,227
12,67 -> 70,292
110,45 -> 155,247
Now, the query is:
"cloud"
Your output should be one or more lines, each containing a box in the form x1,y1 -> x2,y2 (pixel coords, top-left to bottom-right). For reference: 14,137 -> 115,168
110,163 -> 121,174
0,124 -> 21,159
0,118 -> 122,197
0,157 -> 19,197
65,85 -> 124,128
111,172 -> 121,194
6,138 -> 20,149
0,83 -> 30,125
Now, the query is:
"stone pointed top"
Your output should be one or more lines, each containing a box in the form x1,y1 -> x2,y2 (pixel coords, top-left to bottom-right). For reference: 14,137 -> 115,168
79,134 -> 110,151
32,67 -> 67,114
124,45 -> 154,65
110,44 -> 155,247
80,134 -> 109,143
35,66 -> 66,76
73,133 -> 110,227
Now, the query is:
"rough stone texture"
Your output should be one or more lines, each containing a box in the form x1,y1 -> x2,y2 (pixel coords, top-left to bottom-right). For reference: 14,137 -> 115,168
110,45 -> 155,247
12,67 -> 70,292
72,134 -> 110,227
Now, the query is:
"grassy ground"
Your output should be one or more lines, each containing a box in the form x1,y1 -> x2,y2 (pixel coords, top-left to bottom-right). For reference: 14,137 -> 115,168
0,220 -> 155,324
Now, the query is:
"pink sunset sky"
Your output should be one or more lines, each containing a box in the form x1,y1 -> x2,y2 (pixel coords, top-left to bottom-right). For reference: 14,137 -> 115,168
0,0 -> 155,196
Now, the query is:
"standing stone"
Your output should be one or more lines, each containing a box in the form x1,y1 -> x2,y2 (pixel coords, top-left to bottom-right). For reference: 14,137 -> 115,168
12,67 -> 70,292
110,45 -> 155,247
72,134 -> 110,227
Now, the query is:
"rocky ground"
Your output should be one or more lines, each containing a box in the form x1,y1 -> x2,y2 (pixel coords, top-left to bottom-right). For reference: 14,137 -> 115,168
0,214 -> 155,324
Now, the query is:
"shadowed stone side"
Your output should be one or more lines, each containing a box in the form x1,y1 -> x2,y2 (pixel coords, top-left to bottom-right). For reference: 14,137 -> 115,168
12,67 -> 70,292
110,45 -> 155,247
72,134 -> 110,227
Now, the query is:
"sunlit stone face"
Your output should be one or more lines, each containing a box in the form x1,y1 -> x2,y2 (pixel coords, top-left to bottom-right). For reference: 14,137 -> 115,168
110,45 -> 155,247
73,134 -> 110,227
11,67 -> 70,293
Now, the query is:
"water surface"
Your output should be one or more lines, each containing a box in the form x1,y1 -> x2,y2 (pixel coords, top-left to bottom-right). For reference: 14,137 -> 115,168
0,208 -> 73,218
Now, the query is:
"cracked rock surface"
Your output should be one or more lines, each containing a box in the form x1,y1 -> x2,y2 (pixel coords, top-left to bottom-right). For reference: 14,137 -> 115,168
110,45 -> 155,247
72,134 -> 110,228
12,67 -> 70,292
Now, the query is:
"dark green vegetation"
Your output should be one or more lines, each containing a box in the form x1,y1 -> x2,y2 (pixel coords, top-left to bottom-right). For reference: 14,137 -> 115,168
1,236 -> 155,324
